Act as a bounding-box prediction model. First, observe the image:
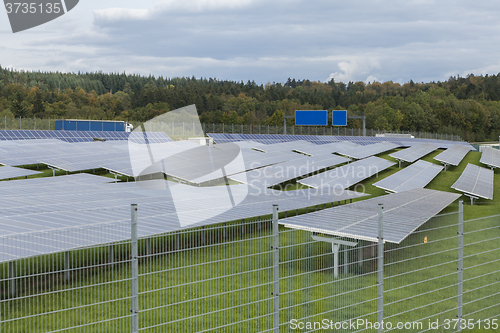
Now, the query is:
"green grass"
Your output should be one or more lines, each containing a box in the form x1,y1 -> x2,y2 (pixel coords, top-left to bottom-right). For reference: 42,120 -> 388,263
0,148 -> 499,332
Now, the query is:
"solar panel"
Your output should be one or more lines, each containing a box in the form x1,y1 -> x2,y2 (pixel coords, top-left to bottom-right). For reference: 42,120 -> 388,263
451,163 -> 494,202
434,144 -> 471,169
0,130 -> 172,143
229,154 -> 350,188
373,160 -> 443,193
293,141 -> 360,156
298,156 -> 395,189
336,141 -> 398,159
0,166 -> 42,179
207,133 -> 474,150
389,143 -> 439,165
479,146 -> 500,169
0,176 -> 368,262
280,188 -> 460,244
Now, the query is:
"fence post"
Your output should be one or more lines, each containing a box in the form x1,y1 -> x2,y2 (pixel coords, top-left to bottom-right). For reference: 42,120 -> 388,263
9,261 -> 16,297
377,204 -> 384,333
131,204 -> 139,333
272,204 -> 279,333
458,200 -> 463,331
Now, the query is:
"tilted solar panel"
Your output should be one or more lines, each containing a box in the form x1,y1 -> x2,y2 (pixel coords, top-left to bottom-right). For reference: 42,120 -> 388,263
280,188 -> 460,244
298,156 -> 395,189
373,160 -> 443,193
434,144 -> 471,168
389,143 -> 439,164
336,141 -> 398,159
451,163 -> 494,200
479,146 -> 500,169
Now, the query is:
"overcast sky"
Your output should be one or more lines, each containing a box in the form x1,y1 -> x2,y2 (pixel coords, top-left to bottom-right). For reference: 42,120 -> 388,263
1,0 -> 500,85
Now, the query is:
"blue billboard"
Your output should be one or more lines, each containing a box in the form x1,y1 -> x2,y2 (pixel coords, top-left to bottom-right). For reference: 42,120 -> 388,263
332,110 -> 347,126
295,110 -> 328,126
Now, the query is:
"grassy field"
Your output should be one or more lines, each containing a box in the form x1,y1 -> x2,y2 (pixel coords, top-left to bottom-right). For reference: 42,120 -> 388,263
0,147 -> 499,332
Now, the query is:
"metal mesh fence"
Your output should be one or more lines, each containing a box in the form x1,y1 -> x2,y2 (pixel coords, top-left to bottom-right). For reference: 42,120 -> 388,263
0,202 -> 498,332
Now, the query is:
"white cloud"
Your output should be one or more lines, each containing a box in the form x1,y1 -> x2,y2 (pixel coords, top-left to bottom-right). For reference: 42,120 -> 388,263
326,59 -> 381,83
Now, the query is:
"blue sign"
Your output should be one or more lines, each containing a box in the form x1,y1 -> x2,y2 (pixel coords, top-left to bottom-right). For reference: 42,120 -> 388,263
295,110 -> 328,126
332,110 -> 347,126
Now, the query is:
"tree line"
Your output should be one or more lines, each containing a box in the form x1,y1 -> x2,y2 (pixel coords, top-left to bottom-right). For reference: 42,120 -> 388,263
1,66 -> 500,141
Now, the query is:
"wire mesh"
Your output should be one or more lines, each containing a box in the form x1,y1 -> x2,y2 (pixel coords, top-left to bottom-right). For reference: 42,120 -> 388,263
0,205 -> 498,332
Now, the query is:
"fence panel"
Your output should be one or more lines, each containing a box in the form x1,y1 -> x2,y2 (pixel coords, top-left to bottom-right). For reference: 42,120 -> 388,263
0,222 -> 132,332
137,218 -> 275,332
462,214 -> 500,323
382,212 -> 460,332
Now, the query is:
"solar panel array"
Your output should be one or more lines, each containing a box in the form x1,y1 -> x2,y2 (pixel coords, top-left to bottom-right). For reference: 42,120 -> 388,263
434,144 -> 471,168
207,133 -> 474,150
229,154 -> 350,188
0,130 -> 172,143
298,156 -> 395,189
0,166 -> 42,179
451,163 -> 494,200
0,174 -> 368,262
479,146 -> 500,169
336,141 -> 398,159
373,160 -> 443,193
280,188 -> 461,244
389,143 -> 439,163
293,141 -> 360,156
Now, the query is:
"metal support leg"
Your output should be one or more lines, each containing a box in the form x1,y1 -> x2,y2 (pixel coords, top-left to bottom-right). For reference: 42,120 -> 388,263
201,226 -> 205,245
175,231 -> 180,251
146,238 -> 151,255
9,261 -> 16,298
358,241 -> 363,267
64,251 -> 70,282
110,244 -> 115,269
333,244 -> 339,278
344,247 -> 349,274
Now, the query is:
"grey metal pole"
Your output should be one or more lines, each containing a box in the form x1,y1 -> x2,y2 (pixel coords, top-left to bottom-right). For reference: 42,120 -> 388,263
131,204 -> 139,333
272,204 -> 279,333
64,251 -> 70,281
458,200 -> 463,331
363,116 -> 366,137
110,244 -> 115,269
377,204 -> 384,333
9,261 -> 16,297
284,117 -> 286,135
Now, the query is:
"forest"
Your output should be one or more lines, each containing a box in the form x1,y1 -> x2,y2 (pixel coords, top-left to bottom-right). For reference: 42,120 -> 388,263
0,66 -> 500,142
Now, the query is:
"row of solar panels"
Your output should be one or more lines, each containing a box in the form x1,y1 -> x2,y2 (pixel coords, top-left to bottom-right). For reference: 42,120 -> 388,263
207,133 -> 474,150
0,130 -> 172,143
